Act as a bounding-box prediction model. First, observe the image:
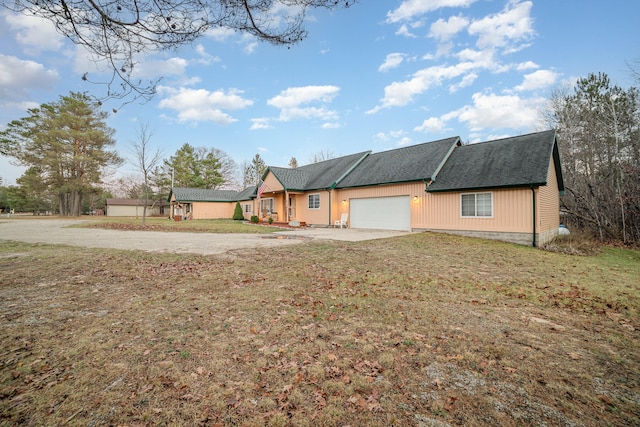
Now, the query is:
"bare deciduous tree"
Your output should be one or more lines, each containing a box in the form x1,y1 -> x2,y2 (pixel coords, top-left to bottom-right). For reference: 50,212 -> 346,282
5,0 -> 354,105
541,73 -> 640,244
130,123 -> 163,225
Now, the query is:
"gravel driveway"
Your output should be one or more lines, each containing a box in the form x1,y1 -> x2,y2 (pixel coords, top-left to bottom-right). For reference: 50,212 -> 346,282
0,218 -> 409,255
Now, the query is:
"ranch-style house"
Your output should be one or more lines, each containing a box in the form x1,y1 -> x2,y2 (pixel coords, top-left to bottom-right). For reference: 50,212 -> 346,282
168,130 -> 565,246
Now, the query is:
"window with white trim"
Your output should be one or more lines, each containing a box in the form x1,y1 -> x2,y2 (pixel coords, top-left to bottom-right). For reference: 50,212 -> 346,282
308,193 -> 320,210
243,203 -> 252,214
260,198 -> 274,215
461,192 -> 493,217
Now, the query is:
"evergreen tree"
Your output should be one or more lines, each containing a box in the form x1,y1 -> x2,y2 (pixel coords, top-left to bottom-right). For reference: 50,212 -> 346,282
0,92 -> 122,216
232,202 -> 244,220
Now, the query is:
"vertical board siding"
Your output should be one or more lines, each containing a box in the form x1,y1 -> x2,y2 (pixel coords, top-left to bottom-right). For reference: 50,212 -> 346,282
334,183 -> 424,227
263,173 -> 284,193
426,188 -> 533,233
192,202 -> 234,220
299,191 -> 331,226
537,159 -> 560,234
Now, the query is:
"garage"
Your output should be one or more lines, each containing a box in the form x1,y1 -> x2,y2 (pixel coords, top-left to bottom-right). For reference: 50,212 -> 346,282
349,196 -> 411,231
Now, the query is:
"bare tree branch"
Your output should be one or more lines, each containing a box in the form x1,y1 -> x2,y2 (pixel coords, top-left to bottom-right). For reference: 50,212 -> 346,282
4,0 -> 354,106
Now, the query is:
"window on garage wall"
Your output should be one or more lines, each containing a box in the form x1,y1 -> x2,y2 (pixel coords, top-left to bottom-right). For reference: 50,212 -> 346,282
308,193 -> 320,210
461,192 -> 493,217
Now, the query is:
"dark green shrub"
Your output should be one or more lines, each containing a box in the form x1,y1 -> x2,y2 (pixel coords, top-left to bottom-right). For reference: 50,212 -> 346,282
232,202 -> 244,220
250,215 -> 259,223
268,216 -> 274,224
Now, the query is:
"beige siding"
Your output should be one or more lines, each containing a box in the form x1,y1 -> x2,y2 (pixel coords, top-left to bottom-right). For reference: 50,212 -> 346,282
426,188 -> 534,233
191,201 -> 234,219
334,183 -> 424,228
537,158 -> 560,234
263,172 -> 284,193
107,205 -> 162,217
297,191 -> 331,226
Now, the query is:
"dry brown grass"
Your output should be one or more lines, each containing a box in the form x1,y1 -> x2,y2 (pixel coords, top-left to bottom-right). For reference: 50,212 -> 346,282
1,232 -> 639,426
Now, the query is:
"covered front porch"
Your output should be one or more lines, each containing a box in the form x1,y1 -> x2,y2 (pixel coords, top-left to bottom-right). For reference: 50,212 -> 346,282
257,189 -> 303,223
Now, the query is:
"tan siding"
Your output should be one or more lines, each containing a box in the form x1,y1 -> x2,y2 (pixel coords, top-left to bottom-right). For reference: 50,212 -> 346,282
426,188 -> 533,233
297,191 -> 331,225
537,158 -> 560,234
334,183 -> 424,227
191,202 -> 234,219
263,172 -> 284,193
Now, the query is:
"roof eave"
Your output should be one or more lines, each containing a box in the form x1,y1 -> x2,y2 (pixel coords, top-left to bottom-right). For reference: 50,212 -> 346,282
336,177 -> 432,190
426,182 -> 548,193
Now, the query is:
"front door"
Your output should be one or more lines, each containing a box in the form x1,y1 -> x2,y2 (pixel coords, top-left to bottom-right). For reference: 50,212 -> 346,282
289,196 -> 296,220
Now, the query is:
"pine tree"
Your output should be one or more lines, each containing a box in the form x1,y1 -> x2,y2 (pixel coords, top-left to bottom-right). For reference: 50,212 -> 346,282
0,92 -> 122,216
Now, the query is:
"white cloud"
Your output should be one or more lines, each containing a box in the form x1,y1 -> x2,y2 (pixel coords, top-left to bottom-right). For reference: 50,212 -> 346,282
379,53 -> 406,72
452,91 -> 545,131
429,15 -> 469,41
206,27 -> 236,42
267,85 -> 340,122
0,54 -> 59,107
250,118 -> 273,130
158,87 -> 253,124
5,13 -> 64,53
321,122 -> 341,129
449,72 -> 478,93
387,0 -> 477,23
516,61 -> 539,71
194,44 -> 221,65
368,62 -> 476,113
133,57 -> 189,79
468,1 -> 534,52
395,24 -> 417,38
514,69 -> 558,91
415,117 -> 448,133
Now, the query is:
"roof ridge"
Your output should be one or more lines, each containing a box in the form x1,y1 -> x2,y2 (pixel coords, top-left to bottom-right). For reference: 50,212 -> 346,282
462,129 -> 556,147
368,136 -> 459,155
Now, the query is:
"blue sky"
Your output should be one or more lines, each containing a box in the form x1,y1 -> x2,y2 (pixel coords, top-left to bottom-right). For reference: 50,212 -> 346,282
1,0 -> 638,187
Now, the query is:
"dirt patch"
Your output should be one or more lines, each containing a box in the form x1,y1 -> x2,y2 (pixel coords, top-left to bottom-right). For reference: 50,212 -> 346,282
1,230 -> 639,426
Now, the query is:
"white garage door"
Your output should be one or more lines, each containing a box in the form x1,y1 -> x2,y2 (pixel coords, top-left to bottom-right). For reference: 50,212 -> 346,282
350,196 -> 411,231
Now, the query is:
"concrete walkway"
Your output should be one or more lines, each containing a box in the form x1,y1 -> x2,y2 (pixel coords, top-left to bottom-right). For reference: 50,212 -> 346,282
0,218 -> 410,255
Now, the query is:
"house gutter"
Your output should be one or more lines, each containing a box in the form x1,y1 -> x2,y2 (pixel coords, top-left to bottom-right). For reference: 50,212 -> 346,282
327,189 -> 332,227
531,185 -> 537,248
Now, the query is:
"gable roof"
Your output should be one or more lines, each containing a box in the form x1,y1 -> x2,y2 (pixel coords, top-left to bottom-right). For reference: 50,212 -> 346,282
106,198 -> 168,206
267,151 -> 370,191
335,137 -> 461,189
426,130 -> 565,193
170,187 -> 241,202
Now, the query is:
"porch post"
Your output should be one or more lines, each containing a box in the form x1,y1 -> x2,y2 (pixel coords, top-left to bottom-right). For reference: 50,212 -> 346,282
285,190 -> 290,222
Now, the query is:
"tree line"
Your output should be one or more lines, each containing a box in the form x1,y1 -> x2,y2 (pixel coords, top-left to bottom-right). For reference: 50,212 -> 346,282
0,92 -> 273,216
541,72 -> 640,245
2,71 -> 639,246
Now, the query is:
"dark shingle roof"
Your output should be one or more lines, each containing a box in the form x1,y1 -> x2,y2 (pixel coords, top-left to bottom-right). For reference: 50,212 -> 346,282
106,198 -> 169,206
171,188 -> 241,202
268,151 -> 370,191
426,130 -> 563,192
335,137 -> 461,189
236,186 -> 257,201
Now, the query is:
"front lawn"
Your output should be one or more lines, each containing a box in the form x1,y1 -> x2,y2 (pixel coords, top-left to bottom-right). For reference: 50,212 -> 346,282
1,233 -> 638,425
76,217 -> 283,234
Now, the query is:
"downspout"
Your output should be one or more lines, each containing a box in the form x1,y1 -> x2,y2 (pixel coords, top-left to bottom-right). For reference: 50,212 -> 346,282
327,189 -> 332,227
531,185 -> 537,247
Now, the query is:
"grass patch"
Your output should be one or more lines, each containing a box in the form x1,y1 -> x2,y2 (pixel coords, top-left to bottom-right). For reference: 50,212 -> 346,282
74,217 -> 283,234
1,233 -> 639,426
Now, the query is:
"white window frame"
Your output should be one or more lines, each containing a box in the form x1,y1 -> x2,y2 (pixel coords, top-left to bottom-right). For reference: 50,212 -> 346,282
243,203 -> 252,214
460,192 -> 493,218
308,193 -> 320,210
260,198 -> 274,215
